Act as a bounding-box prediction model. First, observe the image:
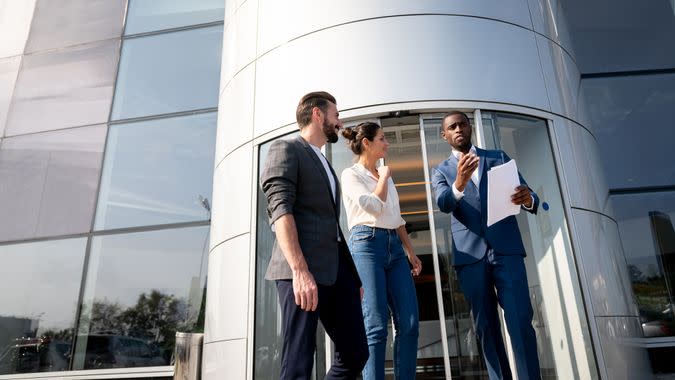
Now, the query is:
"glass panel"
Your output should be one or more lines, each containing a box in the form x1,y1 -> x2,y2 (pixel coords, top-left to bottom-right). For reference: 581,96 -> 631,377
5,40 -> 120,136
25,0 -> 126,53
327,116 -> 457,379
111,26 -> 222,120
582,74 -> 675,189
0,0 -> 35,58
254,132 -> 329,379
0,125 -> 106,242
420,114 -> 488,379
566,0 -> 675,73
125,0 -> 225,35
480,112 -> 598,379
613,191 -> 675,339
94,112 -> 216,230
0,237 -> 86,375
0,56 -> 21,138
72,226 -> 209,370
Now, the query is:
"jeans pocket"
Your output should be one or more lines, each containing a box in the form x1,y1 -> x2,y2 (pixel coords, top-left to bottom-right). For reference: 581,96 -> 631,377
350,227 -> 375,243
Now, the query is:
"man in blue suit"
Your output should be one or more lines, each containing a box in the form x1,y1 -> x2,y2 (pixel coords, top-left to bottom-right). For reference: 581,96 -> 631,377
431,111 -> 541,380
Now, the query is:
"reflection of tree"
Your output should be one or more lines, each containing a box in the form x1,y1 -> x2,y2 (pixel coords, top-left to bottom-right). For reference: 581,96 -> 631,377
80,290 -> 199,356
629,264 -> 671,316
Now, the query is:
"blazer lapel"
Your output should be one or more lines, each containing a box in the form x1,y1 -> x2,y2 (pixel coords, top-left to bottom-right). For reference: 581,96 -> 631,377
297,136 -> 337,208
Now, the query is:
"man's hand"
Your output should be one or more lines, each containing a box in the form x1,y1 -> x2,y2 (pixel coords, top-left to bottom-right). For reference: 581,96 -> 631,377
511,185 -> 533,208
453,153 -> 479,192
292,269 -> 318,311
360,287 -> 365,301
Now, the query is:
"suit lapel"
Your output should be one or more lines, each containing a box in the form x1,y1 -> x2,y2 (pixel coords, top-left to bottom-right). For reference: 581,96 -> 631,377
297,136 -> 337,209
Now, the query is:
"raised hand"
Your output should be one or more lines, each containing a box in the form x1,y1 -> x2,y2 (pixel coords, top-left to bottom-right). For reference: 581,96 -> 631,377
454,153 -> 479,192
377,165 -> 391,180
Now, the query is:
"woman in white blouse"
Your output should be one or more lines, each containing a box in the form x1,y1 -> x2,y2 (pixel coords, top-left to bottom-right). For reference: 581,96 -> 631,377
341,121 -> 422,380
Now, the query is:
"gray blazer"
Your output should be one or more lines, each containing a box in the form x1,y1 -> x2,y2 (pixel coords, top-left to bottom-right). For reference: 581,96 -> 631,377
261,136 -> 359,286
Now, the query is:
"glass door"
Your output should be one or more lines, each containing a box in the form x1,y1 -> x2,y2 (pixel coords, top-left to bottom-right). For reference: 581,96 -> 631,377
419,111 -> 599,380
328,115 -> 488,379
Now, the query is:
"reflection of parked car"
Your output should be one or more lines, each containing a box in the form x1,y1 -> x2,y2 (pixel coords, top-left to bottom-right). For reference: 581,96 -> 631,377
82,334 -> 166,369
0,337 -> 70,374
640,309 -> 675,337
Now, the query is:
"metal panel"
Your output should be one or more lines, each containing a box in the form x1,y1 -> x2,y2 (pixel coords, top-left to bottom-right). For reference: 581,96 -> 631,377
210,143 -> 253,248
204,234 -> 251,343
254,15 -> 548,136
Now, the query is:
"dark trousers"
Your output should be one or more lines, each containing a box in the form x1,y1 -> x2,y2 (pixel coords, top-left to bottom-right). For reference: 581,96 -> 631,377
455,249 -> 541,380
276,244 -> 369,380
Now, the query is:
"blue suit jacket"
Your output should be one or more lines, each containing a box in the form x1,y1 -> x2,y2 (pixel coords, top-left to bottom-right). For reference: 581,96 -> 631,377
431,148 -> 539,266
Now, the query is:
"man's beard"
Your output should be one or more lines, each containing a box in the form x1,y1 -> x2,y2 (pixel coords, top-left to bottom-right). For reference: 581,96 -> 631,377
323,119 -> 339,143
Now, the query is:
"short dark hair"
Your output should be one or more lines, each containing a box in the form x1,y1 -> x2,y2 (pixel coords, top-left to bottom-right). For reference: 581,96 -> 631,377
296,91 -> 336,128
341,121 -> 381,155
441,110 -> 470,130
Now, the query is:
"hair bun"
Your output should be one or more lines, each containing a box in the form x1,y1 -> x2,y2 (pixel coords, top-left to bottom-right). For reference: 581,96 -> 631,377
341,127 -> 357,140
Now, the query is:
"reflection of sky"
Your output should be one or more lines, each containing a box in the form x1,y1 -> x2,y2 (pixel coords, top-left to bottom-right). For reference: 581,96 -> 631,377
125,0 -> 225,35
613,192 -> 675,273
584,74 -> 675,189
112,25 -> 221,119
95,112 -> 216,230
0,238 -> 86,333
83,226 -> 209,308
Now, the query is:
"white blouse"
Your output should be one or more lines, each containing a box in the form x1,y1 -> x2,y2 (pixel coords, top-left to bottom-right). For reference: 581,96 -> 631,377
341,163 -> 406,231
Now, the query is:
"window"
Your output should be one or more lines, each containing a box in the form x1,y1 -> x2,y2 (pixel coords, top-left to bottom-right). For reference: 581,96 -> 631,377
110,26 -> 222,120
613,191 -> 675,338
0,238 -> 86,375
5,40 -> 119,136
24,0 -> 126,53
72,226 -> 209,370
0,126 -> 106,242
94,112 -> 216,230
125,0 -> 225,35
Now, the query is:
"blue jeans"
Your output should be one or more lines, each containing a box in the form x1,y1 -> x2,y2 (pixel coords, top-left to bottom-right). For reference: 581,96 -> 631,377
348,225 -> 419,380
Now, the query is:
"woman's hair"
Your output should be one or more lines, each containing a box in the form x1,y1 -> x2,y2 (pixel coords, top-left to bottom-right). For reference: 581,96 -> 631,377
341,121 -> 381,155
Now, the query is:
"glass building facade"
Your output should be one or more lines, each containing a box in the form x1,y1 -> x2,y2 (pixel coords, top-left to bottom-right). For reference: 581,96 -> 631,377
0,0 -> 222,378
0,0 -> 673,379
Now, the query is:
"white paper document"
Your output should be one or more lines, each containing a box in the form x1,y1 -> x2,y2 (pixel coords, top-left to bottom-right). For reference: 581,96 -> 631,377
487,159 -> 521,227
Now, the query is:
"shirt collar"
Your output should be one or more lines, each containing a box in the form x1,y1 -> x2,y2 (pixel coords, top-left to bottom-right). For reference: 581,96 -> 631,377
451,145 -> 476,160
353,162 -> 378,181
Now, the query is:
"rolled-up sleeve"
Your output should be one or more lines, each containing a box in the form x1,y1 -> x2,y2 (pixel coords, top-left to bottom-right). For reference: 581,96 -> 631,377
341,169 -> 385,216
260,140 -> 297,225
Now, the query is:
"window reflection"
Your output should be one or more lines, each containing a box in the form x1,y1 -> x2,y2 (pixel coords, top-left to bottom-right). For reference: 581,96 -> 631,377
0,238 -> 86,375
583,73 -> 675,189
0,126 -> 107,242
125,0 -> 225,35
72,226 -> 209,370
25,0 -> 126,53
613,192 -> 675,338
94,112 -> 216,230
5,40 -> 119,136
111,26 -> 222,120
0,56 -> 21,138
254,133 -> 299,379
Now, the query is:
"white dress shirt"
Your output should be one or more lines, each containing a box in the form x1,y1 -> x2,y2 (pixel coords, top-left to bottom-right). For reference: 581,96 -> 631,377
309,144 -> 336,202
341,163 -> 406,231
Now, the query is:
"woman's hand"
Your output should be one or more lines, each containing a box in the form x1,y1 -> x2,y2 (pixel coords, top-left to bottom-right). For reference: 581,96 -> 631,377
408,252 -> 422,276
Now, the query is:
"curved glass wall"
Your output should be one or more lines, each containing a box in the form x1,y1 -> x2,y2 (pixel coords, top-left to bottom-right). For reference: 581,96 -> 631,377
253,108 -> 598,379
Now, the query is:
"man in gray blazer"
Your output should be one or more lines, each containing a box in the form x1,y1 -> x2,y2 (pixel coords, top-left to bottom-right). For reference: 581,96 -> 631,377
261,91 -> 368,379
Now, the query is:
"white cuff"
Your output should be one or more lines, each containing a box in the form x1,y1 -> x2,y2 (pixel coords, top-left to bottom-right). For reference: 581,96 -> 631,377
522,194 -> 535,211
452,183 -> 465,202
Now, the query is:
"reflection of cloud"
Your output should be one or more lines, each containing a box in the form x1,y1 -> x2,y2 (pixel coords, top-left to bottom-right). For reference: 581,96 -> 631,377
105,187 -> 206,218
